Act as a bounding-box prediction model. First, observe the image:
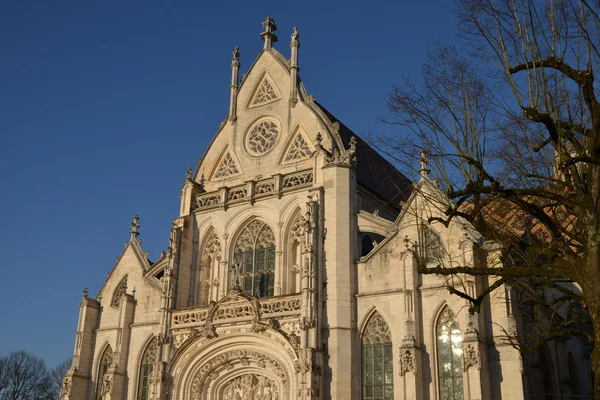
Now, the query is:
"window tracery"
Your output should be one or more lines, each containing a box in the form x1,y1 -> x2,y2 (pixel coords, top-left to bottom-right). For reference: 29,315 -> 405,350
362,312 -> 393,400
286,213 -> 304,294
233,220 -> 275,297
436,307 -> 464,400
214,151 -> 240,179
247,120 -> 280,155
283,133 -> 312,162
137,338 -> 157,400
423,224 -> 445,262
250,78 -> 279,107
111,276 -> 127,308
96,345 -> 113,400
198,230 -> 221,306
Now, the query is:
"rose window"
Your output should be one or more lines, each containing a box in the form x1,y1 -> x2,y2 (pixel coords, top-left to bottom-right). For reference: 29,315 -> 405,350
246,119 -> 280,155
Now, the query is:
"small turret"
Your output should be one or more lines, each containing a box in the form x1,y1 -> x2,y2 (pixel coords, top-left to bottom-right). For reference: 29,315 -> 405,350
418,149 -> 430,180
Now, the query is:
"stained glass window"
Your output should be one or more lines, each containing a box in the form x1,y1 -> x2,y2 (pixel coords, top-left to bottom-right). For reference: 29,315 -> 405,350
423,225 -> 445,263
362,312 -> 393,400
111,276 -> 127,308
436,307 -> 464,400
137,338 -> 157,400
233,220 -> 275,297
96,345 -> 113,400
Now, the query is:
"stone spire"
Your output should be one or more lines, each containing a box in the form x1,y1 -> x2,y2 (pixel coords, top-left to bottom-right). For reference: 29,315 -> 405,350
260,16 -> 278,50
418,149 -> 430,179
228,46 -> 240,124
130,215 -> 140,240
289,27 -> 300,107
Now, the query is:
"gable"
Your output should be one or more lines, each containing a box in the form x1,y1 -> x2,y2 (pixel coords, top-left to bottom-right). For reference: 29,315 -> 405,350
279,125 -> 313,164
210,144 -> 243,180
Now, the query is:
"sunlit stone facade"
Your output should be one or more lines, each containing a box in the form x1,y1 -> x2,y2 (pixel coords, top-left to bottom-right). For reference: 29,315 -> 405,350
62,17 -> 592,400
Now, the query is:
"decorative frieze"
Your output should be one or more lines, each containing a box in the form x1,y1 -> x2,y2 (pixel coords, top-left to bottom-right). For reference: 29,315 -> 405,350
281,171 -> 313,190
228,187 -> 247,201
255,180 -> 275,195
399,348 -> 417,376
463,343 -> 480,371
172,309 -> 209,327
195,194 -> 221,209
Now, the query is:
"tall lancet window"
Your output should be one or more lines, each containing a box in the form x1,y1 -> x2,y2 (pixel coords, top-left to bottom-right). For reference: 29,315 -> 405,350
137,338 -> 157,400
233,219 -> 275,297
96,345 -> 113,400
287,213 -> 305,294
199,230 -> 221,306
362,312 -> 394,400
436,307 -> 464,400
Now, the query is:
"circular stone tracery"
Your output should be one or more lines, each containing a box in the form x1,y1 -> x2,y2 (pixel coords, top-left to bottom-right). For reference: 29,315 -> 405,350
246,119 -> 280,155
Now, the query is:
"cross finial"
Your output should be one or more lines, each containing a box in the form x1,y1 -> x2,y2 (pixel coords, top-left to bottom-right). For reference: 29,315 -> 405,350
130,215 -> 140,240
83,288 -> 89,299
261,16 -> 278,50
418,149 -> 430,179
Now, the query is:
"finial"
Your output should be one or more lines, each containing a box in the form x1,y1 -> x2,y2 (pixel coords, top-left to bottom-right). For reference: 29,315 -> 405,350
261,16 -> 278,50
349,136 -> 357,154
130,215 -> 140,240
83,288 -> 89,299
199,173 -> 206,190
418,149 -> 430,179
291,27 -> 299,47
403,235 -> 410,249
186,166 -> 192,180
232,46 -> 240,64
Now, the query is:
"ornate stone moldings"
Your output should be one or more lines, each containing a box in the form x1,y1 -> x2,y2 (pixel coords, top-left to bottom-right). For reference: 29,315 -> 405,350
101,375 -> 113,397
195,194 -> 221,209
281,171 -> 313,190
463,343 -> 480,371
173,309 -> 209,327
399,348 -> 417,376
255,180 -> 275,195
223,374 -> 279,400
214,151 -> 241,179
228,187 -> 247,201
190,350 -> 287,400
283,133 -> 312,163
111,276 -> 127,308
250,77 -> 280,108
260,297 -> 302,316
60,378 -> 71,399
325,135 -> 357,167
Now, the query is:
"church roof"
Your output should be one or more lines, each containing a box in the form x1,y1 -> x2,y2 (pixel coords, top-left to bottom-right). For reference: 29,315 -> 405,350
315,102 -> 412,207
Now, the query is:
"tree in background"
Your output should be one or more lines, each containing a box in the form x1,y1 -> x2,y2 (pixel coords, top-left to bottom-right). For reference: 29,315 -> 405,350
46,358 -> 71,400
0,351 -> 51,400
375,0 -> 600,397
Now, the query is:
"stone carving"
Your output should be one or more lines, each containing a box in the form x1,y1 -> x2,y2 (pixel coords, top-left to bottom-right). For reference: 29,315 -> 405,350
204,231 -> 221,258
399,348 -> 417,376
60,378 -> 71,399
228,187 -> 247,201
260,297 -> 302,316
247,119 -> 280,155
281,171 -> 313,190
325,136 -> 357,167
143,338 -> 158,364
283,133 -> 312,162
101,375 -> 113,396
190,350 -> 286,400
214,151 -> 240,179
255,180 -> 275,195
111,276 -> 127,308
229,263 -> 241,292
250,78 -> 279,107
298,316 -> 316,331
223,374 -> 279,400
463,343 -> 480,371
196,194 -> 221,209
172,309 -> 209,326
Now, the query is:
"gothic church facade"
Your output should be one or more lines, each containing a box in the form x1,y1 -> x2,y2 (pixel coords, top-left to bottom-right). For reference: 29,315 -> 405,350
61,17 -> 591,400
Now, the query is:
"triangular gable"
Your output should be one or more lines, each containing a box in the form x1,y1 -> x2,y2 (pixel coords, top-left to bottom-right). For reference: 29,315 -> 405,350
210,144 -> 243,180
246,71 -> 282,109
279,125 -> 313,164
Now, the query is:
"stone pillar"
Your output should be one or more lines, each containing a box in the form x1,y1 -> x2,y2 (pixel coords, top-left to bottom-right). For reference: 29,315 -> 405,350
62,291 -> 100,400
228,47 -> 240,124
289,28 -> 299,107
322,160 -> 356,400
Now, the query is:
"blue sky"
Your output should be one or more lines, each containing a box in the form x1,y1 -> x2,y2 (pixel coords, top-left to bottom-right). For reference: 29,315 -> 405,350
0,1 -> 459,368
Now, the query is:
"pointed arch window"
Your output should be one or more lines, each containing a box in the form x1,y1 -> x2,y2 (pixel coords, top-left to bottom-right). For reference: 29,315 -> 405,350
423,225 -> 445,263
198,230 -> 221,306
362,312 -> 394,400
233,220 -> 276,297
96,345 -> 113,400
436,307 -> 464,400
111,276 -> 128,308
137,338 -> 157,400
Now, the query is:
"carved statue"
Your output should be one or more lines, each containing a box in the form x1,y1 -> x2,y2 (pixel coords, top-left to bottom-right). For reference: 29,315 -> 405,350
229,263 -> 241,291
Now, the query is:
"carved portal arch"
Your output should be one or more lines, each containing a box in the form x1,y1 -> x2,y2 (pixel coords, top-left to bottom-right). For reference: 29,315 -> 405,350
169,332 -> 297,400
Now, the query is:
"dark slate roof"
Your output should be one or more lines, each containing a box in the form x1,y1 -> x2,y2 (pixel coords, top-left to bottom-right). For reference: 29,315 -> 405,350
315,102 -> 413,207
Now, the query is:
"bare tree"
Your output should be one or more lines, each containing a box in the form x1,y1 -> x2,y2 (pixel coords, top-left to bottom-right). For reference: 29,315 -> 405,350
46,358 -> 71,400
376,0 -> 600,397
0,351 -> 51,400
